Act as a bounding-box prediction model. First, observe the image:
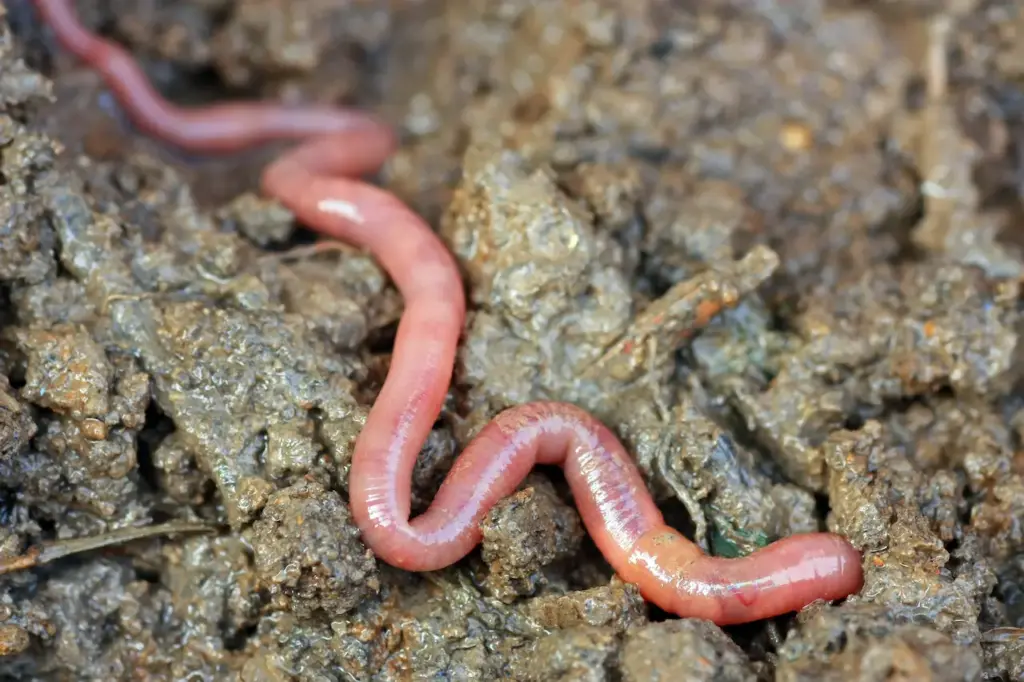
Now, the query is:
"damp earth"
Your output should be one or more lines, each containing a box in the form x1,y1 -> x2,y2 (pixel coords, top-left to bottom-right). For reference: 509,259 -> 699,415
0,0 -> 1023,680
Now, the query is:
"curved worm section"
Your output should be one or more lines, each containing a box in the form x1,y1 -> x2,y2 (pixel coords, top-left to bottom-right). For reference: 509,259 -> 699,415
32,0 -> 393,154
355,400 -> 665,570
258,146 -> 470,570
36,0 -> 865,625
345,401 -> 863,624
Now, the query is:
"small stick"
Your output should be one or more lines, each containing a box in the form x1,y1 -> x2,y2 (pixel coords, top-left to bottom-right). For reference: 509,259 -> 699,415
583,246 -> 779,382
258,240 -> 360,264
926,15 -> 951,102
0,520 -> 216,576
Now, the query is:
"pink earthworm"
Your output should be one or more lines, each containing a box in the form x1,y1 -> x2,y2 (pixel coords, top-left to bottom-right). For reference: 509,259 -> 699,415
31,0 -> 395,154
34,0 -> 864,625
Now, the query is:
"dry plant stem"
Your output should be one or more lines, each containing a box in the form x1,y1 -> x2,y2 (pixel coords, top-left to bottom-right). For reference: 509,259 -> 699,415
585,246 -> 779,382
927,15 -> 951,102
0,521 -> 215,576
35,0 -> 865,625
916,13 -> 964,240
981,627 -> 1024,643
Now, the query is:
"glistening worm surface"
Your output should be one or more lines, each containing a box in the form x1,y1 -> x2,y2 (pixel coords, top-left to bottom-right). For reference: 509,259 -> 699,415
34,0 -> 865,625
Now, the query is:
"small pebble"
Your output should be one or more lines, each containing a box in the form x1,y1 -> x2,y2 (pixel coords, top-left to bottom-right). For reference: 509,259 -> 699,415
0,624 -> 30,656
80,418 -> 108,441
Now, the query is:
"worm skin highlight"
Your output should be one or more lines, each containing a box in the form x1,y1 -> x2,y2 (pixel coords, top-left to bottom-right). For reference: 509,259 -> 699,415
38,0 -> 865,625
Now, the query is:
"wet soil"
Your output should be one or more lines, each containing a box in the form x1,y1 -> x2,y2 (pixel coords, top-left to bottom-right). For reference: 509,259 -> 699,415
0,0 -> 1023,680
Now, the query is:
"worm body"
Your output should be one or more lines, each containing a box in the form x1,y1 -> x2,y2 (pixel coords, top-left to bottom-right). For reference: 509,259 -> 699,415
35,0 -> 865,625
32,0 -> 393,154
351,401 -> 863,625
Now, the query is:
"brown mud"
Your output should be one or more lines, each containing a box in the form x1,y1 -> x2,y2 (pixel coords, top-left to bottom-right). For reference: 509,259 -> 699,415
0,0 -> 1023,680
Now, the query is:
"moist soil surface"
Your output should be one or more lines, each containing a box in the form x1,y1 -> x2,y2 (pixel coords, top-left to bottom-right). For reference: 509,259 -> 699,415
1,0 -> 1024,680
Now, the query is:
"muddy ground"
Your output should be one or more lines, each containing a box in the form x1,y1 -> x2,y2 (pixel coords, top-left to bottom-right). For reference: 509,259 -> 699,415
0,0 -> 1022,679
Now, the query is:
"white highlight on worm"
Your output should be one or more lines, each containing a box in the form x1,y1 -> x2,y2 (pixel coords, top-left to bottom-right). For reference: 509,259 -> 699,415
318,198 -> 365,224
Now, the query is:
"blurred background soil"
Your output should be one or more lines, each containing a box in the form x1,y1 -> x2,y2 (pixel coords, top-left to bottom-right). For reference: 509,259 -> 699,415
0,0 -> 1023,679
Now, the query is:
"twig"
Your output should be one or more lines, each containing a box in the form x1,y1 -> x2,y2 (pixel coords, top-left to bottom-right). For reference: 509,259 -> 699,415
583,246 -> 779,382
981,627 -> 1024,644
258,240 -> 360,264
0,520 -> 216,576
926,15 -> 951,102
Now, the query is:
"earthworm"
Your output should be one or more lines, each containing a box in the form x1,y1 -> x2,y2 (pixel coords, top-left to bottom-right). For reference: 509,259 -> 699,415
35,0 -> 865,625
31,0 -> 394,154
